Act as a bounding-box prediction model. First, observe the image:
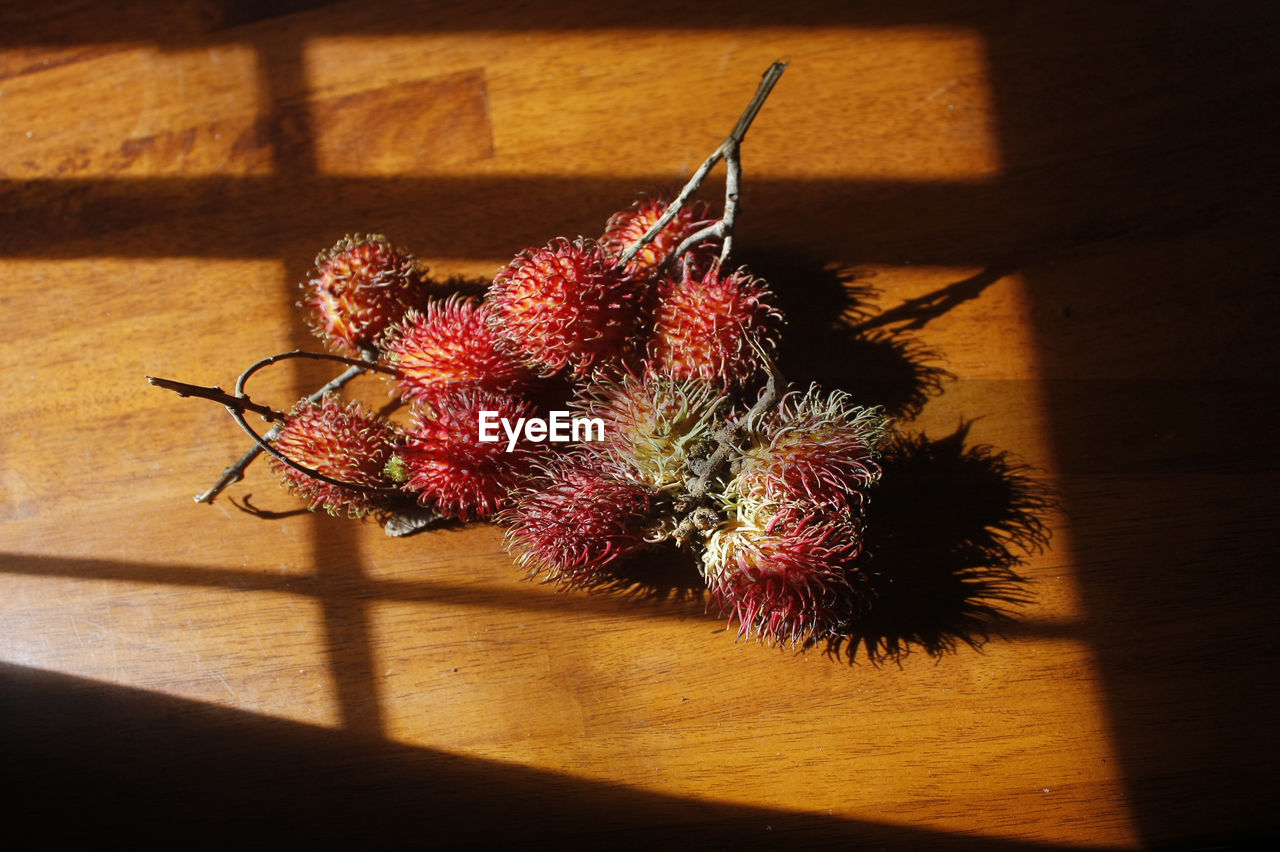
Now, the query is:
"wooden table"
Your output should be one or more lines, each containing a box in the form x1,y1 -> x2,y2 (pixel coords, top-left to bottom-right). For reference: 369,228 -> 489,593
3,1 -> 1277,847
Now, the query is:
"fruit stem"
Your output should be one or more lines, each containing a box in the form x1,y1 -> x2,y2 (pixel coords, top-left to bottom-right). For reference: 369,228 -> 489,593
617,61 -> 788,269
190,362 -> 366,503
671,347 -> 784,545
684,344 -> 784,501
147,376 -> 286,422
163,348 -> 389,503
218,349 -> 402,497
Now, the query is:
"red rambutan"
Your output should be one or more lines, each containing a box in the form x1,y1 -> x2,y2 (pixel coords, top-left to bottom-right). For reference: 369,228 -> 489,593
735,386 -> 890,513
485,237 -> 646,378
600,196 -> 718,276
648,261 -> 783,389
502,458 -> 656,588
300,234 -> 427,356
268,397 -> 400,517
380,297 -> 537,403
394,386 -> 545,522
701,497 -> 868,645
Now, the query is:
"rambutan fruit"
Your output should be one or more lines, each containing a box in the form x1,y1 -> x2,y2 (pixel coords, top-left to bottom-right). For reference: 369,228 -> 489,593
394,386 -> 545,522
701,494 -> 869,645
735,386 -> 890,513
502,457 -> 656,588
648,261 -> 783,390
485,237 -> 646,378
573,370 -> 727,493
268,397 -> 400,518
380,296 -> 537,403
600,196 -> 718,276
300,234 -> 427,356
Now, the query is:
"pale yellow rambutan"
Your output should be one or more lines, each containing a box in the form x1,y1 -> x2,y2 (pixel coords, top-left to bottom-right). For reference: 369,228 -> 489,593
572,371 -> 728,493
700,489 -> 868,645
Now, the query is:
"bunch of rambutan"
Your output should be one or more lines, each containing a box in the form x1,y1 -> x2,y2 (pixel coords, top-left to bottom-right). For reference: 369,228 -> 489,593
700,388 -> 890,643
151,60 -> 1055,663
192,181 -> 890,648
152,64 -> 918,649
246,191 -> 891,647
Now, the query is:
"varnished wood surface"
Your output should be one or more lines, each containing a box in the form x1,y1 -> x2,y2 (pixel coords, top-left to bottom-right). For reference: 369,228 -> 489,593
2,1 -> 1278,847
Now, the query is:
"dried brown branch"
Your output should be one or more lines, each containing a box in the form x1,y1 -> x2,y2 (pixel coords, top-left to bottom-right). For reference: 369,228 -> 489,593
146,376 -> 285,422
218,349 -> 402,496
191,361 -> 370,503
685,346 -> 784,501
618,61 -> 787,269
147,349 -> 392,502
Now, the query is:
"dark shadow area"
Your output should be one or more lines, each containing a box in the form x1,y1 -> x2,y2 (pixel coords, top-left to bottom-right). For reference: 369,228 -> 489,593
740,248 -> 953,420
737,249 -> 868,335
429,273 -> 493,301
592,541 -> 707,606
849,264 -> 1016,335
310,523 -> 384,735
825,423 -> 1052,664
0,550 -> 714,625
264,52 -> 389,736
0,174 -> 1008,264
0,660 -> 1110,850
0,0 -> 1001,50
228,492 -> 311,519
819,330 -> 952,421
981,2 -> 1280,846
0,1 -> 345,51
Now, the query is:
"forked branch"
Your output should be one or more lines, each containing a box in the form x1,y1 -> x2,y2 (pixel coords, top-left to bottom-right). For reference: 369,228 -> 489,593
618,61 -> 788,269
146,376 -> 284,422
150,349 -> 393,502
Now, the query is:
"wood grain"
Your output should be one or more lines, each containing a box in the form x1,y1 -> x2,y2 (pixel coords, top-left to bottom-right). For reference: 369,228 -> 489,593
2,1 -> 1277,847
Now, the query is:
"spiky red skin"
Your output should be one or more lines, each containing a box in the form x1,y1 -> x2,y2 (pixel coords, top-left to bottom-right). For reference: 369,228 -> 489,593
398,387 -> 544,522
381,298 -> 537,403
738,428 -> 881,514
648,263 -> 783,389
502,460 -> 655,588
268,398 -> 400,517
707,507 -> 867,645
600,197 -> 717,276
301,234 -> 426,356
736,394 -> 887,513
485,237 -> 646,378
